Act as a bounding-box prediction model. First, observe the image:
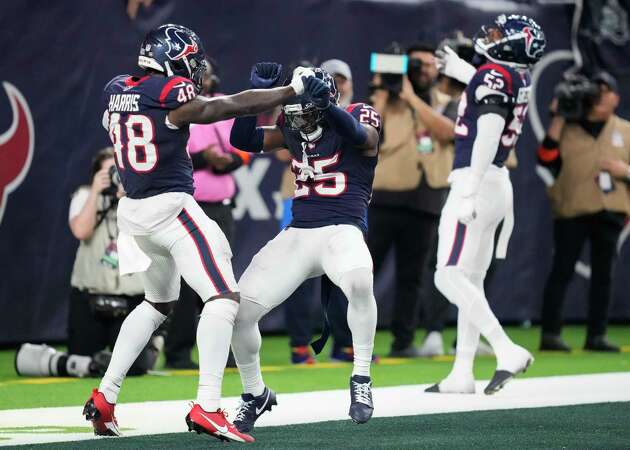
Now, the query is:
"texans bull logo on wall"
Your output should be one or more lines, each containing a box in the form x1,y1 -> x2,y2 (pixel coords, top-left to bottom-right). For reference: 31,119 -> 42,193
0,82 -> 34,224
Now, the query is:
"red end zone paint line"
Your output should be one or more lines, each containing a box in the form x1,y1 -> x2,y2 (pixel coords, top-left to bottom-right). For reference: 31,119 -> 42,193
0,373 -> 629,446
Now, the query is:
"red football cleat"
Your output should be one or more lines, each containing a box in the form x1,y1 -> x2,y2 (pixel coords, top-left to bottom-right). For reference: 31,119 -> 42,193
83,389 -> 121,436
186,403 -> 255,443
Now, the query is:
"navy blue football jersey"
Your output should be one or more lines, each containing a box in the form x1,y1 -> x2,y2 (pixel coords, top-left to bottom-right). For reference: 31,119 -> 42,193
280,103 -> 381,233
452,63 -> 532,169
102,74 -> 197,199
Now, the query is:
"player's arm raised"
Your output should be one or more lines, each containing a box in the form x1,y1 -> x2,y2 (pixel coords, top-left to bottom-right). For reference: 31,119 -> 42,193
304,77 -> 380,156
169,63 -> 313,128
228,62 -> 291,153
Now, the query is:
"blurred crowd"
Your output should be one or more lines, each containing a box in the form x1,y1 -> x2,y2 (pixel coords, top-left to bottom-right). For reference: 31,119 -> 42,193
15,30 -> 630,378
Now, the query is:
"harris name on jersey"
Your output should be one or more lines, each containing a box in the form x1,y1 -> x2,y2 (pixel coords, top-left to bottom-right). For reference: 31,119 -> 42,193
108,94 -> 141,112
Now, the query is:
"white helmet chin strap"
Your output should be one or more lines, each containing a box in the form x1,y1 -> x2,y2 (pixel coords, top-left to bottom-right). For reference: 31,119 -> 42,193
300,126 -> 323,143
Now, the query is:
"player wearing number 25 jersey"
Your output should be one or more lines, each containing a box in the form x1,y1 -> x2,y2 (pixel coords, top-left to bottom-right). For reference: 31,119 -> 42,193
228,65 -> 381,431
84,24 -> 313,444
427,15 -> 545,397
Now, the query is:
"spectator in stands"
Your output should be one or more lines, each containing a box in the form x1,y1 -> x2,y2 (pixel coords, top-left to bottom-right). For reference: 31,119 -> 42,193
16,148 -> 160,378
321,59 -> 354,108
369,42 -> 456,357
538,72 -> 630,352
164,59 -> 249,368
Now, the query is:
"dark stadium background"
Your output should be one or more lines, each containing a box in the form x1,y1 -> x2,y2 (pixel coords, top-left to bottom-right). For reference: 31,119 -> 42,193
0,0 -> 629,343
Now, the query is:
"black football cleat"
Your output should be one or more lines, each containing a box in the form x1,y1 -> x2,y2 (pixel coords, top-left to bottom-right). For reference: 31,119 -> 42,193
484,355 -> 533,395
425,384 -> 440,393
349,375 -> 374,424
233,387 -> 277,433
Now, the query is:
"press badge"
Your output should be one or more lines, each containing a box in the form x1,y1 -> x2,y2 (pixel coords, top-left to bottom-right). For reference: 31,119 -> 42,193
101,240 -> 119,269
598,171 -> 615,193
416,132 -> 433,153
612,130 -> 624,148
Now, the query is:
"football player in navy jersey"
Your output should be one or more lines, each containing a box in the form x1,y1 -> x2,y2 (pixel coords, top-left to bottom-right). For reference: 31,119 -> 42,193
423,15 -> 546,395
229,65 -> 381,430
83,24 -> 316,443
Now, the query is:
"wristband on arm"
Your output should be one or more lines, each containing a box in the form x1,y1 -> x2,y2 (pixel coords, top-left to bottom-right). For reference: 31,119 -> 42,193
321,104 -> 368,146
537,135 -> 562,177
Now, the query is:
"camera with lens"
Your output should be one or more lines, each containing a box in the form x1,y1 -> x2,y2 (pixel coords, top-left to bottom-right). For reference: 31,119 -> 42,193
554,74 -> 600,122
369,42 -> 407,97
102,165 -> 122,197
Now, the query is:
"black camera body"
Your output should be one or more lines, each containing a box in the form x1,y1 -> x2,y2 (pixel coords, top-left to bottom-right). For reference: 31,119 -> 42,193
102,165 -> 121,197
555,74 -> 600,122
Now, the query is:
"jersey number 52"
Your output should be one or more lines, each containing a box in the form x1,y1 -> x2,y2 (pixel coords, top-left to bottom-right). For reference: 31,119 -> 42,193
108,112 -> 158,172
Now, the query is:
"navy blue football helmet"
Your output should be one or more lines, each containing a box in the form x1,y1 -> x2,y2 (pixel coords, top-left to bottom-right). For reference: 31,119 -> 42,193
138,24 -> 207,90
473,14 -> 546,68
283,68 -> 340,140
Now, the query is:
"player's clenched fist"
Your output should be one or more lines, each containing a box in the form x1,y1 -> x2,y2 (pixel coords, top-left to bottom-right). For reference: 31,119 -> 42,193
250,62 -> 283,89
289,66 -> 315,95
303,76 -> 331,109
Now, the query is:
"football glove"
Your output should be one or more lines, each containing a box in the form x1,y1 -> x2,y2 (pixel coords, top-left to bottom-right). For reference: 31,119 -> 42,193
436,46 -> 476,85
303,76 -> 331,109
457,195 -> 477,224
250,62 -> 283,89
289,66 -> 315,95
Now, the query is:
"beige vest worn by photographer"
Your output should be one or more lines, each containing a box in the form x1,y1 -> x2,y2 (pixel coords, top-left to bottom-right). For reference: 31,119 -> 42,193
416,87 -> 456,189
70,188 -> 144,295
548,115 -> 630,218
372,100 -> 422,191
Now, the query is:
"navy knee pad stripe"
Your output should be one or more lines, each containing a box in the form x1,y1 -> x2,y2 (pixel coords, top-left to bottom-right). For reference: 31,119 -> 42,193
177,208 -> 230,294
447,222 -> 467,266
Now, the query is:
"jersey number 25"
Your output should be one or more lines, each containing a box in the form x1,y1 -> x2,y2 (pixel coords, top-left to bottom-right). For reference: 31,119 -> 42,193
108,112 -> 157,172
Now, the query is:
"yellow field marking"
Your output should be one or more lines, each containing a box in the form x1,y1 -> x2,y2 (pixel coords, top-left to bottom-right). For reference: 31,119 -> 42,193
0,378 -> 76,387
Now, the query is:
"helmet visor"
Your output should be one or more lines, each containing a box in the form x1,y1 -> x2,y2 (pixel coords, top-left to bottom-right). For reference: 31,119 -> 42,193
283,103 -> 321,134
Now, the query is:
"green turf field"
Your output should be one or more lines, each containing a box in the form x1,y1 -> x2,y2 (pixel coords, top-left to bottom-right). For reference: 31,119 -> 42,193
19,402 -> 630,449
1,325 -> 629,410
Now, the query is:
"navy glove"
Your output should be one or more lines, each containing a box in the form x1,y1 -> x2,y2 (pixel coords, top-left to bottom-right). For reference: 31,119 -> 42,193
250,62 -> 283,89
303,76 -> 330,109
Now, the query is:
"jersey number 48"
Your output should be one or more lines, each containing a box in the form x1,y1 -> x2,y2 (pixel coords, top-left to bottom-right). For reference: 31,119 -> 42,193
108,112 -> 157,172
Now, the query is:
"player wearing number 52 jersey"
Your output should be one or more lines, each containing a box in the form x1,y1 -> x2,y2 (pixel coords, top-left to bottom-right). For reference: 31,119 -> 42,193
426,15 -> 546,396
83,24 -> 316,444
228,65 -> 381,431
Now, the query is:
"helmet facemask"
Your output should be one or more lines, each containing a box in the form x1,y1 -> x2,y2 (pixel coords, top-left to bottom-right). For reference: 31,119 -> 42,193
283,101 -> 323,142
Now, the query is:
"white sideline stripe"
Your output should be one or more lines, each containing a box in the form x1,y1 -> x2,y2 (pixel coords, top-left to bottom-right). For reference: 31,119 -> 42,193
1,372 -> 629,447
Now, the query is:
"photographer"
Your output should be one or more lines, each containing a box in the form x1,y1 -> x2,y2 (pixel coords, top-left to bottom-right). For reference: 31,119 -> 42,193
538,72 -> 630,352
369,42 -> 456,357
16,148 -> 160,378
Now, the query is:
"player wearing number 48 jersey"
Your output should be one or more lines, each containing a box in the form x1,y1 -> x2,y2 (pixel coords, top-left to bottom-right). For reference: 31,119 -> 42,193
229,64 -> 381,431
425,14 -> 546,396
83,23 -> 317,444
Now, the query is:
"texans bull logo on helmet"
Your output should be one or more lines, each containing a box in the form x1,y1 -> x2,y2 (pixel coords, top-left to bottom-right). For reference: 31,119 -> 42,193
0,82 -> 34,224
164,26 -> 199,61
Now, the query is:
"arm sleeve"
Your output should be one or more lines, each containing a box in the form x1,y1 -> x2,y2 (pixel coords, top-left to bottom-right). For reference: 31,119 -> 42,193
229,116 -> 264,152
212,152 -> 245,174
462,113 -> 506,197
191,152 -> 209,170
320,104 -> 369,146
